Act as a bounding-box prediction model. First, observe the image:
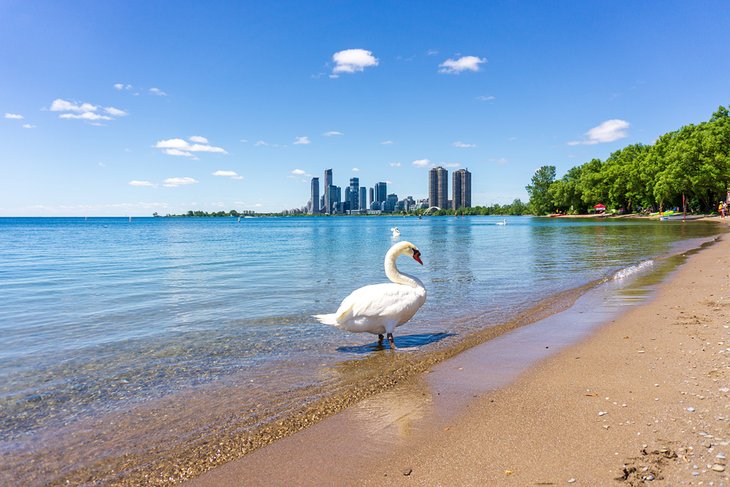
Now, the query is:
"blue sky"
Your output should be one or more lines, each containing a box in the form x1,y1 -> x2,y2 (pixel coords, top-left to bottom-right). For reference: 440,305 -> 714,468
1,0 -> 729,216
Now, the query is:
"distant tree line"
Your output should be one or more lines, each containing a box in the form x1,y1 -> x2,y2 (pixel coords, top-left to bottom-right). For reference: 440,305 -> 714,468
423,199 -> 529,216
164,210 -> 257,217
526,106 -> 730,215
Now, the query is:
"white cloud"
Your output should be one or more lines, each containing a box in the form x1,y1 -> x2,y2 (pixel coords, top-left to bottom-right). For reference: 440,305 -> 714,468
163,177 -> 198,187
255,140 -> 269,146
213,170 -> 244,180
114,83 -> 133,91
426,49 -> 439,56
240,139 -> 249,143
444,162 -> 461,168
50,98 -> 126,123
22,123 -> 36,129
164,148 -> 193,157
294,136 -> 311,145
155,136 -> 227,157
149,87 -> 167,96
389,162 -> 401,167
129,180 -> 155,187
323,131 -> 343,137
381,140 -> 394,145
438,55 -> 486,74
332,49 -> 379,74
352,167 -> 360,172
104,106 -> 128,117
59,112 -> 112,121
453,141 -> 476,148
476,95 -> 496,102
568,119 -> 630,145
4,113 -> 23,119
412,159 -> 431,167
291,169 -> 306,175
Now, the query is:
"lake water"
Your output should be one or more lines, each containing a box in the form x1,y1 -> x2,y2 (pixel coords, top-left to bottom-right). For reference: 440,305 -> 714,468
0,216 -> 723,485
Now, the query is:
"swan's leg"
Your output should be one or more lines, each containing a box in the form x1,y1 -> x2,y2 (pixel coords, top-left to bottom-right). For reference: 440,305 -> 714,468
387,333 -> 396,348
378,334 -> 384,345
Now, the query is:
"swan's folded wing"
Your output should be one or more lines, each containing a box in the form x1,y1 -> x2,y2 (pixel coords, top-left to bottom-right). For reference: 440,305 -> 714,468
342,283 -> 420,320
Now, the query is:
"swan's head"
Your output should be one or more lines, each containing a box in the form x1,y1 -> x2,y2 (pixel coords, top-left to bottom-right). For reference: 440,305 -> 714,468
393,241 -> 423,265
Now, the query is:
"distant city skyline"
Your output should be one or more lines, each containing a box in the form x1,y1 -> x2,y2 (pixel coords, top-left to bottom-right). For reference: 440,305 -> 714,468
302,165 -> 471,214
1,2 -> 729,215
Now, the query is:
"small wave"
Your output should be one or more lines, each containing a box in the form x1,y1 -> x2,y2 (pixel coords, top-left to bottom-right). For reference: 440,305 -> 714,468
613,260 -> 654,280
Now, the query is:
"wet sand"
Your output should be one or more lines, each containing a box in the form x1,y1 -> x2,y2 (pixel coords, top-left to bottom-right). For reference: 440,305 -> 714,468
189,227 -> 729,486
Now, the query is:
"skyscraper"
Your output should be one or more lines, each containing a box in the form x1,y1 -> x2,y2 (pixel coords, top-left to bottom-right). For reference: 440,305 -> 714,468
374,182 -> 387,208
452,168 -> 472,210
349,177 -> 360,210
329,184 -> 341,213
429,166 -> 448,209
359,187 -> 367,212
368,187 -> 374,209
310,177 -> 320,214
323,169 -> 332,214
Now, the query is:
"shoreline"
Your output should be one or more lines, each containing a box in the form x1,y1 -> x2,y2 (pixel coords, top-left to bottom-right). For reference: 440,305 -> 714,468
189,229 -> 729,486
4,220 -> 727,486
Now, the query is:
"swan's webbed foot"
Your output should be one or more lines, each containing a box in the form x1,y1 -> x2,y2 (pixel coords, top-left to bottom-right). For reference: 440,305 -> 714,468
378,334 -> 384,345
387,333 -> 396,349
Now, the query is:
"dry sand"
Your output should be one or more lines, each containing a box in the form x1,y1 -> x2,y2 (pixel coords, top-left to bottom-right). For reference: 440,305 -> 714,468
189,229 -> 729,487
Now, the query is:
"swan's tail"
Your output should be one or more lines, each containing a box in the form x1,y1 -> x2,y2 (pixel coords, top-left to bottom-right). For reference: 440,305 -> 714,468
313,313 -> 339,326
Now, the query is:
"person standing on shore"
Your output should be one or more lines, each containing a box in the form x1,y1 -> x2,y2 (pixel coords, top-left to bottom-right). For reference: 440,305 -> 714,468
719,201 -> 726,219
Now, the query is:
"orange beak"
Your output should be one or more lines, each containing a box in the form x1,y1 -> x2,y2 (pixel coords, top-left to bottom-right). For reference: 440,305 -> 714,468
413,249 -> 423,265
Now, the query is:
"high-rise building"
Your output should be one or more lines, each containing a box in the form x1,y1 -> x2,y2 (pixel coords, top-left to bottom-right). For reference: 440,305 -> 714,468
374,182 -> 387,208
368,187 -> 374,209
349,177 -> 360,210
327,184 -> 340,213
429,166 -> 448,209
310,177 -> 320,214
323,169 -> 333,214
384,193 -> 399,213
359,187 -> 367,212
452,168 -> 472,210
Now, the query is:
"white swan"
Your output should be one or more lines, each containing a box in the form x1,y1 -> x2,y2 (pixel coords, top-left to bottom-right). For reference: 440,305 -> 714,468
390,226 -> 400,237
496,218 -> 507,225
314,241 -> 426,348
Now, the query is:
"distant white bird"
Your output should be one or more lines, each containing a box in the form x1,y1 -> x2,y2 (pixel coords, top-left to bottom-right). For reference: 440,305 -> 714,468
496,219 -> 507,225
314,241 -> 426,348
390,226 -> 400,237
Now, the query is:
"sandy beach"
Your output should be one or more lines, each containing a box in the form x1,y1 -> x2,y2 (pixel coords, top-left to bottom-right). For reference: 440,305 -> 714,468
189,225 -> 729,486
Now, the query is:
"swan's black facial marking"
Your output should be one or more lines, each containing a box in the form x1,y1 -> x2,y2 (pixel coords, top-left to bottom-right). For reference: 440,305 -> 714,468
412,248 -> 423,265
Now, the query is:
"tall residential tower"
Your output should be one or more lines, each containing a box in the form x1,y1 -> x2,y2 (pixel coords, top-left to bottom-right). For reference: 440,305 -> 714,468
310,177 -> 320,214
452,168 -> 472,210
323,169 -> 332,214
428,166 -> 448,209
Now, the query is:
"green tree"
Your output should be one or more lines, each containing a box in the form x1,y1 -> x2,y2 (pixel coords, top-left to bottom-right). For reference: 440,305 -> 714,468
526,165 -> 556,215
549,165 -> 585,213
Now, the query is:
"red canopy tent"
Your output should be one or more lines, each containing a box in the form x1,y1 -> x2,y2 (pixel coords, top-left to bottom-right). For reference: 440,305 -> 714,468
593,204 -> 606,213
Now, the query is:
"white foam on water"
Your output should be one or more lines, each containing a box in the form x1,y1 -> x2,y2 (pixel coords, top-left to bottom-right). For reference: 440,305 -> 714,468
613,260 -> 654,280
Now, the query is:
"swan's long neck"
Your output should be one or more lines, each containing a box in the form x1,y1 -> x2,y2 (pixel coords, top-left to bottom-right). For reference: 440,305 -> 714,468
384,249 -> 424,289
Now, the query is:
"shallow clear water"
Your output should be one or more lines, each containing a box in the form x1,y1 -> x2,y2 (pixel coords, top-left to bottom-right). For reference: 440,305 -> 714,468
0,216 -> 722,484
